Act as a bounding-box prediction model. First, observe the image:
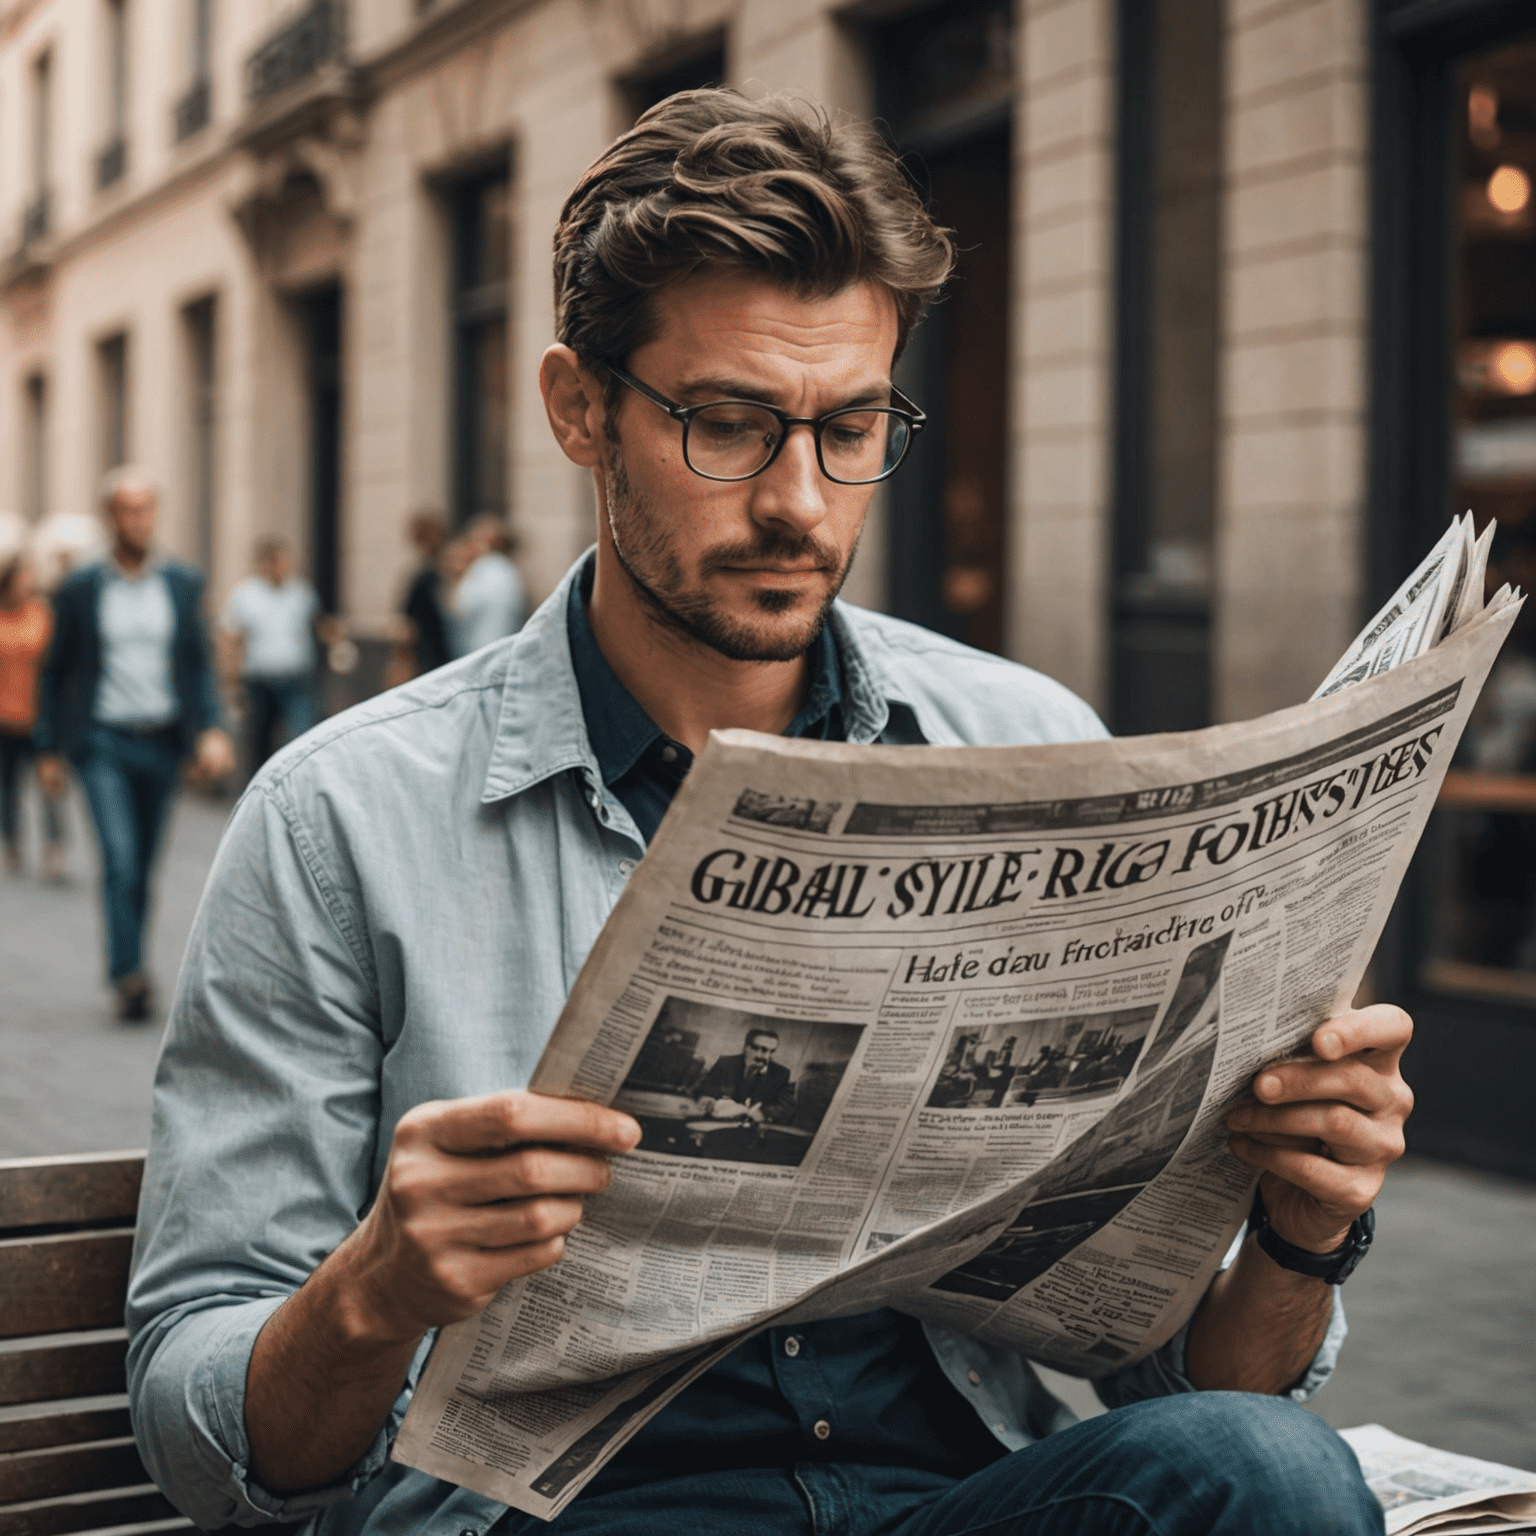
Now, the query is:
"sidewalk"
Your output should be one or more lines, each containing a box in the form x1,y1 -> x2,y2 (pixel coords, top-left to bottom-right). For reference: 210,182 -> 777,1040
2,778 -> 1533,1473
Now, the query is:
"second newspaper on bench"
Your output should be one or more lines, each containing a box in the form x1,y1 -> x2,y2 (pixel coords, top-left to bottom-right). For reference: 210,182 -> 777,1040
395,517 -> 1521,1519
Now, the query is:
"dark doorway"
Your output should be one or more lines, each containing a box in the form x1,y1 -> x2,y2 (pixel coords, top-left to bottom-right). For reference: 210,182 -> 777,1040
1110,0 -> 1223,735
300,284 -> 342,613
873,0 -> 1012,654
1373,0 -> 1536,1180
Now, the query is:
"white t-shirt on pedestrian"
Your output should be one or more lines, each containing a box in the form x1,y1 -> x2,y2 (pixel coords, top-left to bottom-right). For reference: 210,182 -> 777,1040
451,552 -> 527,658
220,576 -> 320,679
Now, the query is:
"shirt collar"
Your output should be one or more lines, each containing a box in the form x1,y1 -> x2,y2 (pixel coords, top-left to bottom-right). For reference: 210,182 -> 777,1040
565,554 -> 846,788
103,551 -> 162,584
480,550 -> 896,805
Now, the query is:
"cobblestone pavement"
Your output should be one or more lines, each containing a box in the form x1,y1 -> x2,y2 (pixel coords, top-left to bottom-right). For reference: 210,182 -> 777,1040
3,778 -> 1533,1473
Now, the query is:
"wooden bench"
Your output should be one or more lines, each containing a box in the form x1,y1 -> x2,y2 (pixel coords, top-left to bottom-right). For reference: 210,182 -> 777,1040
0,1150 -> 191,1536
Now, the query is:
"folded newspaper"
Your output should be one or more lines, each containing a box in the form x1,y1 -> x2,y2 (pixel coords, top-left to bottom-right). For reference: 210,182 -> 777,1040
1341,1425 -> 1536,1535
394,514 -> 1521,1518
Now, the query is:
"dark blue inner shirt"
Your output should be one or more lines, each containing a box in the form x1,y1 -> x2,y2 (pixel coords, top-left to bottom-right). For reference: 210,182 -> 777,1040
566,566 -> 1003,1480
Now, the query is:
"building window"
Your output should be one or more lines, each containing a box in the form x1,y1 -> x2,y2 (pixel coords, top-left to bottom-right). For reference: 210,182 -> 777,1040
175,0 -> 212,141
872,0 -> 1014,656
25,51 -> 51,242
97,0 -> 129,189
23,375 -> 47,522
184,297 -> 217,574
98,332 -> 130,473
449,166 -> 511,524
619,34 -> 726,122
1110,0 -> 1223,734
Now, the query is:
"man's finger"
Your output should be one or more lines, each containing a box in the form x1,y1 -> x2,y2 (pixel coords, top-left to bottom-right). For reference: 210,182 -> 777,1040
1227,1104 -> 1405,1165
1250,1059 -> 1406,1113
1309,1004 -> 1412,1063
410,1091 -> 641,1157
1227,1134 -> 1382,1214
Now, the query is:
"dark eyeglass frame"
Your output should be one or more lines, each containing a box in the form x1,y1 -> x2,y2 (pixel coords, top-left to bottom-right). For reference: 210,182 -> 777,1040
604,361 -> 927,485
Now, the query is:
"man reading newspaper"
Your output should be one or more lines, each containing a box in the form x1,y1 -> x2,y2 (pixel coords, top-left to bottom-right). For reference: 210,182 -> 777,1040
128,91 -> 1400,1534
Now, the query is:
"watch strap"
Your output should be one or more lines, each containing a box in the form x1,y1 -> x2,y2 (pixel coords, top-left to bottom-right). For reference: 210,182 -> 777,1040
1248,1184 -> 1375,1285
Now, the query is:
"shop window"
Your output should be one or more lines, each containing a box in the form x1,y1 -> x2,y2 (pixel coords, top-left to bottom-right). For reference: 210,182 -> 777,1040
1425,37 -> 1536,1003
449,166 -> 511,525
22,375 -> 47,522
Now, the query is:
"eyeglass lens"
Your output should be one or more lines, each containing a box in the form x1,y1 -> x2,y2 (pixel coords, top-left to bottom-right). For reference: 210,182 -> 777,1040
685,404 -> 911,484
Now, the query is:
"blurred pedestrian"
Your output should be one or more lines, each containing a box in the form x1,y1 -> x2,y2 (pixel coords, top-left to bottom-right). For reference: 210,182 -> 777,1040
388,510 -> 453,688
449,514 -> 527,657
219,535 -> 322,771
0,552 -> 65,879
34,466 -> 233,1021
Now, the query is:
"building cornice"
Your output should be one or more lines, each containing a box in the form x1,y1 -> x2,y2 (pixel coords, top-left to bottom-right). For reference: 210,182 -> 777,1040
359,0 -> 543,99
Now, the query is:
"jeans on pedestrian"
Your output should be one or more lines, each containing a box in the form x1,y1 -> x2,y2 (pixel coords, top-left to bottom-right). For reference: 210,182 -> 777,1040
491,1394 -> 1382,1536
76,725 -> 183,980
245,673 -> 318,771
0,730 -> 63,850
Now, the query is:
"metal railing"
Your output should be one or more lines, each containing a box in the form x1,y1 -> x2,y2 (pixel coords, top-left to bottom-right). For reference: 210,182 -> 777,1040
21,191 -> 49,245
247,0 -> 347,104
96,136 -> 127,190
174,78 -> 211,141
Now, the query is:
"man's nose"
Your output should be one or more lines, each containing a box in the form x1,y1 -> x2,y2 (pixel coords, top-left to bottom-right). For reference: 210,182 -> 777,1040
747,423 -> 830,535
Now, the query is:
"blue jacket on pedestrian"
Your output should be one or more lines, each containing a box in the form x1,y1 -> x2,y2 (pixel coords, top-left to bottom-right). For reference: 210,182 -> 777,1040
33,559 -> 222,761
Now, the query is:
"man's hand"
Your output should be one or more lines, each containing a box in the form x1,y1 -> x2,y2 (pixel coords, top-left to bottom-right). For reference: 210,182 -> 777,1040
189,727 -> 235,785
708,1097 -> 762,1123
341,1092 -> 641,1343
36,754 -> 67,798
245,1091 -> 639,1496
1225,1004 -> 1413,1251
1187,1004 -> 1413,1394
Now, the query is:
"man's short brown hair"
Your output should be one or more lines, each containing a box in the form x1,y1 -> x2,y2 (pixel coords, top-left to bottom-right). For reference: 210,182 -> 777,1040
553,89 -> 954,377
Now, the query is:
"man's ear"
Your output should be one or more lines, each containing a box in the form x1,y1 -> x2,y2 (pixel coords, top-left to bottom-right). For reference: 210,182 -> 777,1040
541,345 -> 606,470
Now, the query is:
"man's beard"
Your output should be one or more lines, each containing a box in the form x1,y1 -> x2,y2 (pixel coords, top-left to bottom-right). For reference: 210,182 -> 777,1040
603,439 -> 857,664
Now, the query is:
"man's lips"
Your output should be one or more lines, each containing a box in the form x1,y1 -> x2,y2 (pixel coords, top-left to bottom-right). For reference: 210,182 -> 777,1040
718,563 -> 830,576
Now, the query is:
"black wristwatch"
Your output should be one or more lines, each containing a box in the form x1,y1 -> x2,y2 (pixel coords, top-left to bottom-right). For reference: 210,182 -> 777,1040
1248,1184 -> 1375,1285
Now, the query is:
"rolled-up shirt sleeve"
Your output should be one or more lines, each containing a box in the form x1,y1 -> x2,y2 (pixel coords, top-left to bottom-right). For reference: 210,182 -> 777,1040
1093,1230 -> 1348,1410
126,780 -> 394,1528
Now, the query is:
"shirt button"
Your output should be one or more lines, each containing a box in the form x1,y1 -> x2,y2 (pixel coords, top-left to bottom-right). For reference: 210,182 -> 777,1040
783,1336 -> 801,1358
967,1368 -> 982,1387
660,743 -> 680,764
994,1422 -> 1007,1434
618,858 -> 636,876
812,1419 -> 832,1441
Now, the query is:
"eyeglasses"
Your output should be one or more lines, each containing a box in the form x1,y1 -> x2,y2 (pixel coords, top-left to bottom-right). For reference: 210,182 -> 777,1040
604,362 -> 926,485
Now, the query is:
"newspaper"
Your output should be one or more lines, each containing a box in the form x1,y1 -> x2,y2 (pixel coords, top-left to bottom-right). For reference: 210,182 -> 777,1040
394,522 -> 1520,1519
1341,1425 -> 1536,1535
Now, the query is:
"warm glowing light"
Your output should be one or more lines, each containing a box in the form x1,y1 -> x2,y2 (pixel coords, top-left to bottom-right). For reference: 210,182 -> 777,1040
1493,343 -> 1536,395
1487,165 -> 1531,215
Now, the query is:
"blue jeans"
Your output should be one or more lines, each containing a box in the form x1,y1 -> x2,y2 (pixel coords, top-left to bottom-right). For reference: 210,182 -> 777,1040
505,1395 -> 1381,1536
76,724 -> 183,980
245,674 -> 318,770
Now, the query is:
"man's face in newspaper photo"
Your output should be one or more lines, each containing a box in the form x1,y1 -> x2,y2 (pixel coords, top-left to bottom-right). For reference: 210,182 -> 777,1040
584,270 -> 898,662
743,1029 -> 779,1074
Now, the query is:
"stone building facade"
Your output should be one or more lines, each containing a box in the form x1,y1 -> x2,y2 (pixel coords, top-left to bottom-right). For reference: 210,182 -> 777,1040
1,0 -> 1533,1166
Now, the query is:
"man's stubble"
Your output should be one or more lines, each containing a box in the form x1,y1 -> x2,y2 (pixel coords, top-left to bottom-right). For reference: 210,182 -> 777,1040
602,437 -> 860,664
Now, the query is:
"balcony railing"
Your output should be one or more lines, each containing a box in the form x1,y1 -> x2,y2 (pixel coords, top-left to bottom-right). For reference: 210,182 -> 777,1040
22,191 -> 49,245
175,78 -> 211,141
247,0 -> 346,105
96,135 -> 127,190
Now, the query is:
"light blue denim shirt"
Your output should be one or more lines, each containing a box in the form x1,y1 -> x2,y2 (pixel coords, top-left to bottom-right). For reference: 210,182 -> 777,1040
126,554 -> 1344,1533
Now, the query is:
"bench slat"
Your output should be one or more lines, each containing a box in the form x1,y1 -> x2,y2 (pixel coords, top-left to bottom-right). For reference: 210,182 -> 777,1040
0,1409 -> 132,1457
0,1336 -> 127,1409
0,1439 -> 147,1503
0,1487 -> 184,1536
0,1236 -> 135,1341
0,1159 -> 144,1234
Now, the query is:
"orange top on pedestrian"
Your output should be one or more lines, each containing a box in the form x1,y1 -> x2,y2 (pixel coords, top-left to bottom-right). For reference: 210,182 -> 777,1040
0,595 -> 53,733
